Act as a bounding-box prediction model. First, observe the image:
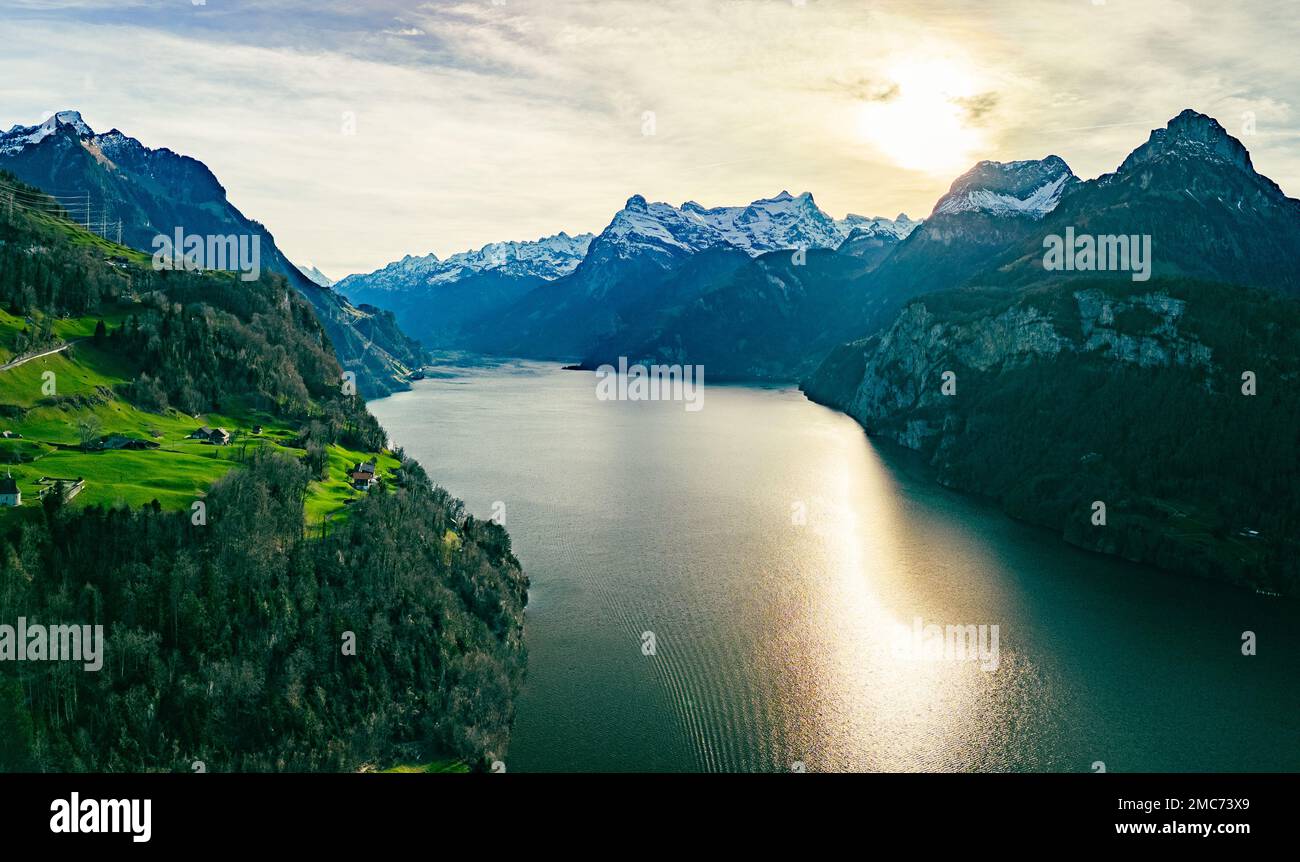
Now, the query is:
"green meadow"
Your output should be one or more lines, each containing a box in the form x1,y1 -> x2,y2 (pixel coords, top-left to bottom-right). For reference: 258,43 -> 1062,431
1,309 -> 397,523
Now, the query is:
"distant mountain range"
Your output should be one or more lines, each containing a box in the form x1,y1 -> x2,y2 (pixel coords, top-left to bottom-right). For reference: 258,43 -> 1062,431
0,111 -> 425,397
340,107 -> 1299,592
336,231 -> 595,349
337,189 -> 918,367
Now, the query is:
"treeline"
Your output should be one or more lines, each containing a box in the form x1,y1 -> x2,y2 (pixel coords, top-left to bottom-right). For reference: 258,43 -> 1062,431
0,451 -> 527,771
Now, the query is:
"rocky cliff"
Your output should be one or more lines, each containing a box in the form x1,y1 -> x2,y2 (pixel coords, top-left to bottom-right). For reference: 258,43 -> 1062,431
804,277 -> 1300,595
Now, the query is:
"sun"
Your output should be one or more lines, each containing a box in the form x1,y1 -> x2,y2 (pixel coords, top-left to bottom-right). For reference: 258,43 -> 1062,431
856,58 -> 988,176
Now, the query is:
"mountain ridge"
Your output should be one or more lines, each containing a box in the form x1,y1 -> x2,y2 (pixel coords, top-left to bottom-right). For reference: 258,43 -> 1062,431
0,110 -> 427,397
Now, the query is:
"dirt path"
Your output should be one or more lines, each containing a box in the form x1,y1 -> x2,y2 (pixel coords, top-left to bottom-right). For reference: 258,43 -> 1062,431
0,339 -> 83,372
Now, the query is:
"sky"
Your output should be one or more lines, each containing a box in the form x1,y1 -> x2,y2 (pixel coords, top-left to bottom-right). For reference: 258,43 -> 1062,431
2,0 -> 1300,278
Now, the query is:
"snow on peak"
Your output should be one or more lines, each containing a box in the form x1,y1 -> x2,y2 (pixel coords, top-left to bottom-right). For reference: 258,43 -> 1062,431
0,110 -> 95,155
297,262 -> 334,287
338,231 -> 595,291
933,156 -> 1076,219
837,212 -> 921,241
601,191 -> 898,258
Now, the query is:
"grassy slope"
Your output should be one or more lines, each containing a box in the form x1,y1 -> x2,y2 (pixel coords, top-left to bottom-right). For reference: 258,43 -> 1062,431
0,299 -> 397,525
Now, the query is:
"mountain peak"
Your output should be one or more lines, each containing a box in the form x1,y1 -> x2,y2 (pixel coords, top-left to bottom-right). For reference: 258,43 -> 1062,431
625,194 -> 648,210
934,156 -> 1076,220
0,110 -> 95,155
1118,109 -> 1253,174
46,110 -> 93,134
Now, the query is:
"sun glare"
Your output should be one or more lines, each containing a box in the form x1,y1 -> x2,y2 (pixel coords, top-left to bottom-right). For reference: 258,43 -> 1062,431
857,58 -> 987,177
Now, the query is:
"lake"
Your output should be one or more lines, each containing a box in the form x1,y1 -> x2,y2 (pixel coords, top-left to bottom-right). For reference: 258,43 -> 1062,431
371,359 -> 1299,772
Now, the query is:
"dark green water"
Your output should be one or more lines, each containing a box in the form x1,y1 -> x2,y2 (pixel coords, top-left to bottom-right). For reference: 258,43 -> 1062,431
370,360 -> 1299,773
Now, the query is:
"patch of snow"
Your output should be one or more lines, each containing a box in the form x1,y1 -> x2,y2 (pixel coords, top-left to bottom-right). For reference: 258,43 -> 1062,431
936,172 -> 1072,219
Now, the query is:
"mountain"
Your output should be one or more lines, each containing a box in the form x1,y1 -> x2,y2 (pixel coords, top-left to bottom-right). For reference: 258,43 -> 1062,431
588,190 -> 858,263
579,234 -> 914,381
335,231 -> 593,349
457,193 -> 916,359
837,213 -> 922,266
298,262 -> 334,287
0,111 -> 426,397
992,109 -> 1300,293
848,156 -> 1079,333
804,110 -> 1300,594
0,172 -> 527,770
338,190 -> 915,365
570,162 -> 1068,380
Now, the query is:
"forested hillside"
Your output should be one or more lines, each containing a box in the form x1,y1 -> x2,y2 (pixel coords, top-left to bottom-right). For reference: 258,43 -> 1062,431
0,174 -> 527,771
804,276 -> 1300,595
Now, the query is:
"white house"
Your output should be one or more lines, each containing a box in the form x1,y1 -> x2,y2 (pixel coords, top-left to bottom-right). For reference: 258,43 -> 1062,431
0,472 -> 20,507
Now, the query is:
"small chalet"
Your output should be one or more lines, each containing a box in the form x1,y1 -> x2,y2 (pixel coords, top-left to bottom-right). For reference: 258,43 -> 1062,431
0,472 -> 20,507
349,459 -> 378,490
189,426 -> 231,445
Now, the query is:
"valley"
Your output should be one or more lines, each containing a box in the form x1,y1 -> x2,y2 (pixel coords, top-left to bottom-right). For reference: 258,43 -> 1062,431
342,109 -> 1300,597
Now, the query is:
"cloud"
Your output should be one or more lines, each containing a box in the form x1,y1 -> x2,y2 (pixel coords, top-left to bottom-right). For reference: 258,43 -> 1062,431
955,93 -> 1000,126
0,0 -> 1297,277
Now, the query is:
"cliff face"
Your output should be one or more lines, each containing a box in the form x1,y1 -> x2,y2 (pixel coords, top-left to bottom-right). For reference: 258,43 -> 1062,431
804,278 -> 1300,595
839,287 -> 1215,446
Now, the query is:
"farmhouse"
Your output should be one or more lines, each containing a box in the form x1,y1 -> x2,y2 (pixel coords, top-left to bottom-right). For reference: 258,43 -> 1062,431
349,459 -> 378,490
0,472 -> 20,507
188,426 -> 231,445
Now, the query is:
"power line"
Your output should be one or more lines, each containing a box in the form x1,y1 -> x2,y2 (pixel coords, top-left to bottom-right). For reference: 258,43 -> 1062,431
0,179 -> 127,245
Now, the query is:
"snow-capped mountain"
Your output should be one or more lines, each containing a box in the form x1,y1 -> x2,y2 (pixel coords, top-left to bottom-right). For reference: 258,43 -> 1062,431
680,191 -> 843,253
0,109 -> 426,396
933,156 -> 1077,219
297,263 -> 334,287
998,109 -> 1300,292
803,109 -> 1300,593
337,232 -> 593,295
0,111 -> 95,156
838,212 -> 922,240
594,191 -> 915,262
345,193 -> 916,356
336,232 -> 595,350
